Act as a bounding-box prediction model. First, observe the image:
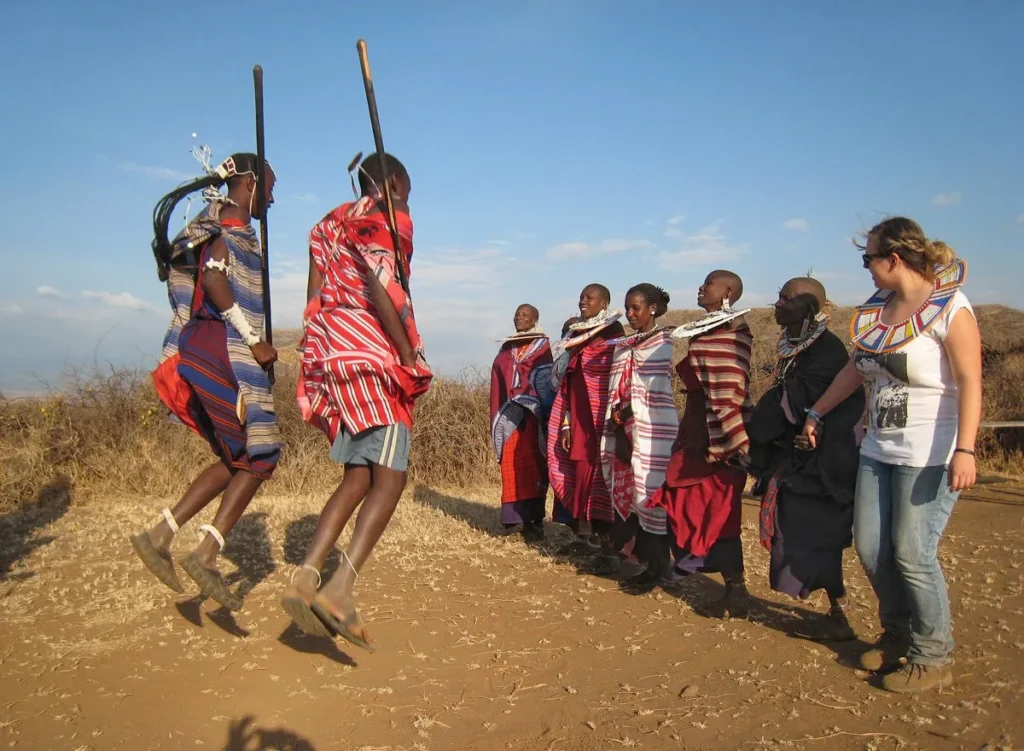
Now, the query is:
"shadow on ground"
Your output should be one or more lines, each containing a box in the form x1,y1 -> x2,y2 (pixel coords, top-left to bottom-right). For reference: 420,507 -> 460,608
0,476 -> 73,581
174,512 -> 277,637
222,715 -> 316,750
283,514 -> 342,580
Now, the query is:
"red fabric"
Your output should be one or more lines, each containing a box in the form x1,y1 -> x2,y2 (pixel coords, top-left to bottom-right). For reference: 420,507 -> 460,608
546,323 -> 623,522
650,465 -> 745,556
152,354 -> 200,435
500,412 -> 547,503
301,199 -> 432,441
489,337 -> 552,429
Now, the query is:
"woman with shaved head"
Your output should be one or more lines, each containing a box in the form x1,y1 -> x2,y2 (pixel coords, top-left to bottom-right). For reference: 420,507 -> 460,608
490,304 -> 554,542
748,277 -> 865,641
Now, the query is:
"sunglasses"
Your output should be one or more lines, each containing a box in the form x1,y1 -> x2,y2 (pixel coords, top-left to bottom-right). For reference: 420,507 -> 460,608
861,250 -> 894,268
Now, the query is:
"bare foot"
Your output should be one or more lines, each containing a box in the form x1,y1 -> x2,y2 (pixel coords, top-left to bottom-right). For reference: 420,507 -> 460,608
311,590 -> 374,652
280,568 -> 331,638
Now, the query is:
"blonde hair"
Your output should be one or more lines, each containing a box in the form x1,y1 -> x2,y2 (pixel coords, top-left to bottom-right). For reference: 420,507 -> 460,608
854,216 -> 957,280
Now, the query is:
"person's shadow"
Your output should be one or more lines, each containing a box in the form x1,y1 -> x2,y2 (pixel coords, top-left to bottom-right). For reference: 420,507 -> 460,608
175,512 -> 276,637
412,486 -> 507,538
221,715 -> 316,751
623,564 -> 872,666
0,476 -> 73,581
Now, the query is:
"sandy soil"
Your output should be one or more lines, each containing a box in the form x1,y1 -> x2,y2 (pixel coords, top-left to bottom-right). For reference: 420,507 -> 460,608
0,480 -> 1022,751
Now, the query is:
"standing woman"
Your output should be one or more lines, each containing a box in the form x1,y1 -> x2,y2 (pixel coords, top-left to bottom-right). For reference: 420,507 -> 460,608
649,270 -> 754,617
490,304 -> 554,542
547,284 -> 624,571
601,284 -> 678,590
802,217 -> 981,693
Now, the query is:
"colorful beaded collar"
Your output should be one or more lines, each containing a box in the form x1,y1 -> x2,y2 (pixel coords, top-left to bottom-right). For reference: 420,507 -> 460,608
850,259 -> 967,355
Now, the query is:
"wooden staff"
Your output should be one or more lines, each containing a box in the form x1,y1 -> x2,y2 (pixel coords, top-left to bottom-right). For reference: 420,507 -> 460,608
252,64 -> 275,383
356,39 -> 409,295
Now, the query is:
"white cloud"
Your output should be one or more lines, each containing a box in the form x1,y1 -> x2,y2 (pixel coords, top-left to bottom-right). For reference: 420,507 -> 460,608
930,192 -> 962,207
36,285 -> 66,299
113,160 -> 192,182
658,222 -> 749,271
81,290 -> 156,312
486,239 -> 513,247
0,303 -> 24,317
598,238 -> 655,254
291,193 -> 318,204
667,213 -> 685,225
547,242 -> 590,261
783,218 -> 810,232
1017,214 -> 1024,225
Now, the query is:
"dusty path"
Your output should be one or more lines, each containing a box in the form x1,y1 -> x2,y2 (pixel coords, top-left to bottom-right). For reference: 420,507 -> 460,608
0,481 -> 1022,750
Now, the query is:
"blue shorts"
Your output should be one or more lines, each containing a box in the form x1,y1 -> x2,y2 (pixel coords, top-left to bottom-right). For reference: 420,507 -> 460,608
330,424 -> 410,472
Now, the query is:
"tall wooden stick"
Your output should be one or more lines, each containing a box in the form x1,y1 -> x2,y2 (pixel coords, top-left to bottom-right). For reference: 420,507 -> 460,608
356,39 -> 409,294
252,64 -> 275,384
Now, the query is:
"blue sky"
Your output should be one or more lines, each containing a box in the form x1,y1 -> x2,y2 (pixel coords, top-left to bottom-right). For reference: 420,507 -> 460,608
1,1 -> 1021,392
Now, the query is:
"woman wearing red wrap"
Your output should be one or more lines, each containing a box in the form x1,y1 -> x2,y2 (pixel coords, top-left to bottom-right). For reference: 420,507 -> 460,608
490,304 -> 554,542
651,270 -> 754,617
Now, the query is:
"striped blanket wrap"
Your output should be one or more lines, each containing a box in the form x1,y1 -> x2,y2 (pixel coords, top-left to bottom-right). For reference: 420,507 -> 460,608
690,323 -> 754,461
490,336 -> 554,463
154,203 -> 280,461
599,329 -> 677,534
546,337 -> 615,522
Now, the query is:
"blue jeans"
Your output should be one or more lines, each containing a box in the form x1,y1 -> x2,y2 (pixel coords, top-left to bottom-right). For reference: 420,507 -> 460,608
853,456 -> 959,666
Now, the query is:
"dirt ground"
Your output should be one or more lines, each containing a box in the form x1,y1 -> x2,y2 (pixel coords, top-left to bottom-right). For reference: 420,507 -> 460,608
1,480 -> 1022,751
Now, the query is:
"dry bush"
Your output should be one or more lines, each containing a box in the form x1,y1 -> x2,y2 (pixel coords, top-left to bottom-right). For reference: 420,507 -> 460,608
0,304 -> 1020,512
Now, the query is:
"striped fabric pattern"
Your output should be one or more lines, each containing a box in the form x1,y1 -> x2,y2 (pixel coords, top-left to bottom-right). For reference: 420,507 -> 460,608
302,198 -> 431,443
546,338 -> 615,522
158,203 -> 224,367
688,323 -> 754,460
194,227 -> 281,462
600,329 -> 678,534
490,336 -> 553,463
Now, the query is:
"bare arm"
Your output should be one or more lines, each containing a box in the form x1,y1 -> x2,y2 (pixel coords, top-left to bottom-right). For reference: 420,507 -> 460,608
366,268 -> 416,367
945,307 -> 982,490
800,356 -> 864,447
202,237 -> 277,368
306,248 -> 323,303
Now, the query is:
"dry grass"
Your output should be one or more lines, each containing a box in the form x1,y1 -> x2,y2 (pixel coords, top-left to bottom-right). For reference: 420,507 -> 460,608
0,304 -> 1021,512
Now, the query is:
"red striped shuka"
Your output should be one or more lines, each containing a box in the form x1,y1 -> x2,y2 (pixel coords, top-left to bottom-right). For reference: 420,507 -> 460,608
649,321 -> 753,558
299,198 -> 432,444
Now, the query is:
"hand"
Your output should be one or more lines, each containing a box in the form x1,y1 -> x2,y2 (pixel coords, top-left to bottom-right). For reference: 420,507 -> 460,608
800,418 -> 820,449
250,342 -> 278,369
560,428 -> 571,453
793,433 -> 815,452
399,349 -> 418,369
948,451 -> 977,492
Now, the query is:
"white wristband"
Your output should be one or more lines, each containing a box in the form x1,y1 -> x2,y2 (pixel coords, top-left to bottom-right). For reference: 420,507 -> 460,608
222,303 -> 261,347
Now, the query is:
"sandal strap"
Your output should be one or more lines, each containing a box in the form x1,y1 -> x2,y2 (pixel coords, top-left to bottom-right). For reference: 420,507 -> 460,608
161,508 -> 180,534
198,524 -> 225,550
292,563 -> 322,588
341,550 -> 359,581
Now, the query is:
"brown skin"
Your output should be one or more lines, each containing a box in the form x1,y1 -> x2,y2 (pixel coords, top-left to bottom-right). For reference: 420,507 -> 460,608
287,171 -> 419,643
513,304 -> 539,332
697,272 -> 739,313
144,164 -> 278,568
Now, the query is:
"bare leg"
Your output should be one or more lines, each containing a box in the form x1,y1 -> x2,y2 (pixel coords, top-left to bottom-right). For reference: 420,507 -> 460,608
146,462 -> 233,552
316,464 -> 407,618
192,469 -> 264,567
284,466 -> 373,605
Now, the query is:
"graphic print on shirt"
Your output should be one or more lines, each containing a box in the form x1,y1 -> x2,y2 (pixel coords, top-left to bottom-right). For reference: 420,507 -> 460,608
855,351 -> 909,430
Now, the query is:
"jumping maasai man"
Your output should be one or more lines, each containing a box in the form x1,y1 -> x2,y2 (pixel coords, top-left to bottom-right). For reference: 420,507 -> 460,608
490,304 -> 554,543
282,153 -> 432,651
650,270 -> 754,617
547,283 -> 625,574
748,277 -> 865,641
130,153 -> 279,611
601,284 -> 679,592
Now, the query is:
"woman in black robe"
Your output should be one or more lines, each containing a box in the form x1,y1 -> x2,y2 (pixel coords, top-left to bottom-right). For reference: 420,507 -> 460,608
748,278 -> 866,641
